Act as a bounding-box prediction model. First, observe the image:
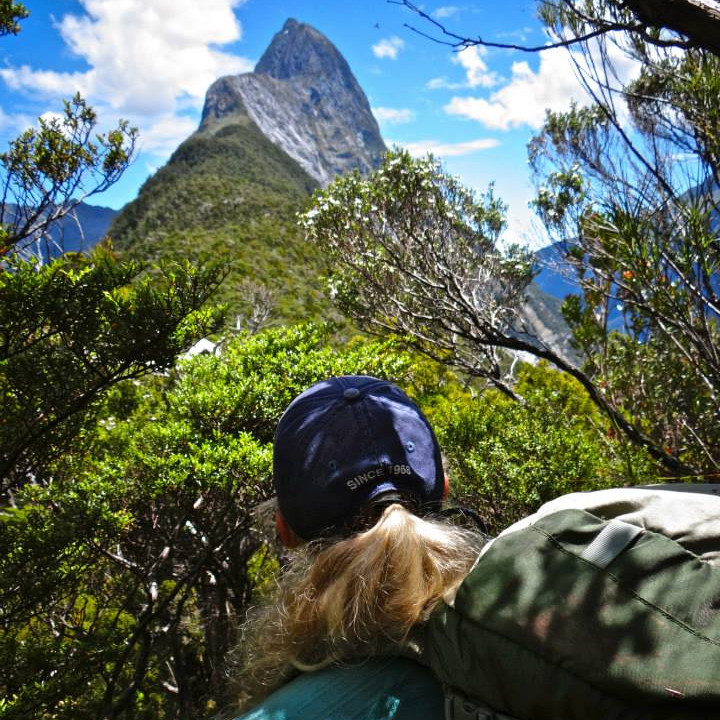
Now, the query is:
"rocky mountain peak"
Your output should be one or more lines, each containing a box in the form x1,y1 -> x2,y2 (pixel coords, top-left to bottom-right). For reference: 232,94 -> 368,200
200,19 -> 386,186
255,19 -> 339,80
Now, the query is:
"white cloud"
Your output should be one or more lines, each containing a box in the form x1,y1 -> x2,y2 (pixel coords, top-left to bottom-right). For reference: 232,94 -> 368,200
444,48 -> 588,130
427,46 -> 497,90
453,46 -> 497,88
432,6 -> 459,19
495,27 -> 534,43
393,137 -> 499,157
372,106 -> 415,124
444,43 -> 641,131
0,66 -> 92,96
372,36 -> 405,60
426,77 -> 456,90
0,106 -> 35,137
0,0 -> 253,155
138,114 -> 199,156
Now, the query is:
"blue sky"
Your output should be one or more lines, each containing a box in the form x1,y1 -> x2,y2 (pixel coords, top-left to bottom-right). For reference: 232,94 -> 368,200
0,1 -> 611,248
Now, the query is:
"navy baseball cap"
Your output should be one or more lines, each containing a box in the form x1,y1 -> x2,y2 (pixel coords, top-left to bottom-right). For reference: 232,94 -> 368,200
273,375 -> 446,541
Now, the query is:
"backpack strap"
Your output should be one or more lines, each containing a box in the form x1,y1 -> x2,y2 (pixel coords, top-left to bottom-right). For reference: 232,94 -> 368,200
444,685 -> 520,720
579,518 -> 644,567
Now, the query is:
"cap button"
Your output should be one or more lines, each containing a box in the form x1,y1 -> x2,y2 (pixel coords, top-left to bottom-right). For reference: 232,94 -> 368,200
343,387 -> 360,401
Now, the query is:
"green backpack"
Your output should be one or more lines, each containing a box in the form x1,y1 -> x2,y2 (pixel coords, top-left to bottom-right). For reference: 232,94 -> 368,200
417,485 -> 720,720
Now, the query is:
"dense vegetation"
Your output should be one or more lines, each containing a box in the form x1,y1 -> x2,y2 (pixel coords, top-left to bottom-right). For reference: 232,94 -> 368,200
3,0 -> 719,718
304,8 -> 720,477
109,121 -> 326,325
0,324 -> 656,719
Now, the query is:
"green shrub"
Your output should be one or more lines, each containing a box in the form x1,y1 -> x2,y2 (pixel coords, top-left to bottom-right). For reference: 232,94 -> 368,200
438,362 -> 658,532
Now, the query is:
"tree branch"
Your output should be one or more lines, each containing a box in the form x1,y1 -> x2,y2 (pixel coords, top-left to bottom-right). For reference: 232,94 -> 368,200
391,0 -> 720,56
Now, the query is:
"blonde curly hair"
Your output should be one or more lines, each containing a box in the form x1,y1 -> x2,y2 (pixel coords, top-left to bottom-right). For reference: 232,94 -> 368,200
232,502 -> 484,711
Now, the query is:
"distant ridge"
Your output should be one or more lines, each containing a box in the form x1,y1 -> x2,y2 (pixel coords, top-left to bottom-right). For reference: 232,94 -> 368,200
535,242 -> 624,333
7,202 -> 116,260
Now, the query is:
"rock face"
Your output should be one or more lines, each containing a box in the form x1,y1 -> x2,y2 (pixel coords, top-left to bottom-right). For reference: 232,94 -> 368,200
200,18 -> 386,186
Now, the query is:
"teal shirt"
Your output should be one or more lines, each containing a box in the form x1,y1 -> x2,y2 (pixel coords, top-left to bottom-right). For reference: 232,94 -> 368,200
237,657 -> 444,720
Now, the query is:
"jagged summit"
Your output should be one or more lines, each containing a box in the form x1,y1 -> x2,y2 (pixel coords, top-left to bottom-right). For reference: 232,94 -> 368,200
255,19 -> 340,80
200,19 -> 386,186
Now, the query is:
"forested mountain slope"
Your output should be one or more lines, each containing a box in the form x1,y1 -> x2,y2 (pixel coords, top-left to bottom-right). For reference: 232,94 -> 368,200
109,119 -> 322,321
108,17 -> 571,348
109,19 -> 386,324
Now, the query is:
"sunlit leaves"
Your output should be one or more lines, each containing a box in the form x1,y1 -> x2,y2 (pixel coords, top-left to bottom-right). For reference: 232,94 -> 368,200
0,94 -> 137,258
530,6 -> 720,474
440,360 -> 655,532
0,245 -> 225,489
302,149 -> 535,388
0,1 -> 28,36
0,324 -> 424,719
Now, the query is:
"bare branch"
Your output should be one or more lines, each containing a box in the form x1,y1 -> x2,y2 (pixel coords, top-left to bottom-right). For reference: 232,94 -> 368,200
389,0 -> 720,56
389,0 -> 647,52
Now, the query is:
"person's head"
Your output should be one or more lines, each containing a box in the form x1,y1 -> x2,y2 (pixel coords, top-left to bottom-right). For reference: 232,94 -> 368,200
235,376 -> 484,707
272,375 -> 449,546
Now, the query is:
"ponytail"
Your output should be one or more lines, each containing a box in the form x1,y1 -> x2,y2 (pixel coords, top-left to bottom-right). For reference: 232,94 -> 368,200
233,503 -> 484,709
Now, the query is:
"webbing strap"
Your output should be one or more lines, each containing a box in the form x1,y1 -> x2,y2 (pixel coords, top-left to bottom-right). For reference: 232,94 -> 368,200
444,689 -> 520,720
579,519 -> 644,568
